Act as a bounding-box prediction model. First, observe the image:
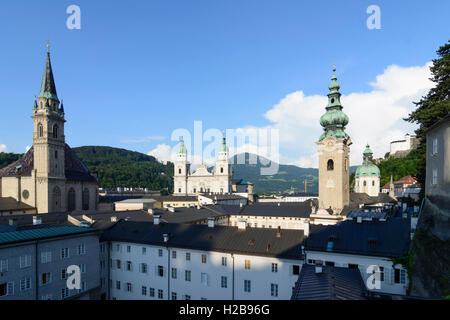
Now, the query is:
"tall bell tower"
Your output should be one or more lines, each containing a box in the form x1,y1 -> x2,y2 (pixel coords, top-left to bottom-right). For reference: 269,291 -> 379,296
174,138 -> 189,195
32,43 -> 66,213
316,66 -> 351,216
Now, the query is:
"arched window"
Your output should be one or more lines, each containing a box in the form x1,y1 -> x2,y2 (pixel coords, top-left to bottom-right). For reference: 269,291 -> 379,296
53,124 -> 58,139
178,168 -> 182,174
68,188 -> 76,212
327,159 -> 334,171
38,123 -> 43,137
363,181 -> 367,187
372,181 -> 375,186
82,188 -> 90,211
220,167 -> 224,173
55,150 -> 58,159
53,186 -> 61,211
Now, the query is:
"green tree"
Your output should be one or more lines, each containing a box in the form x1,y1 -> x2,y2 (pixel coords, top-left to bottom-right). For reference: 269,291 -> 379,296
405,40 -> 450,198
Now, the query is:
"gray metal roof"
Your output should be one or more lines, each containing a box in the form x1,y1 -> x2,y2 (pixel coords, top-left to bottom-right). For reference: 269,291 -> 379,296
0,226 -> 98,245
238,202 -> 313,218
291,264 -> 367,300
307,218 -> 411,258
100,221 -> 305,259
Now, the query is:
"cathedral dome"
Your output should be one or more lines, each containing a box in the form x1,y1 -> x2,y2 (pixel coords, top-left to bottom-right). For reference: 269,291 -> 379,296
355,163 -> 380,178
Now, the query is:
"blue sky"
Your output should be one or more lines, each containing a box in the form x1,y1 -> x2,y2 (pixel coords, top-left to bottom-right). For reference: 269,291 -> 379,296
0,0 -> 449,167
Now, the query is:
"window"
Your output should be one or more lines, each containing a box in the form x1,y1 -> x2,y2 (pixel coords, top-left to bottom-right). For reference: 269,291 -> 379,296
41,251 -> 52,264
53,124 -> 58,138
372,181 -> 375,186
172,292 -> 177,300
327,159 -> 334,171
201,273 -> 209,286
172,268 -> 177,279
158,249 -> 163,257
149,288 -> 155,297
77,244 -> 86,255
142,247 -> 146,255
61,269 -> 67,280
272,263 -> 278,273
379,267 -> 385,282
244,280 -> 251,293
172,251 -> 177,259
271,284 -> 278,297
126,283 -> 132,292
41,272 -> 52,285
79,263 -> 86,273
20,277 -> 31,291
158,265 -> 164,277
126,261 -> 132,271
116,260 -> 121,269
38,123 -> 43,137
220,167 -> 224,173
116,244 -> 121,252
221,276 -> 227,288
142,286 -> 147,296
202,254 -> 207,264
19,255 -> 32,268
140,263 -> 148,274
363,181 -> 367,187
185,270 -> 191,282
293,265 -> 300,275
158,289 -> 163,299
61,248 -> 70,259
432,169 -> 438,185
222,257 -> 227,266
82,188 -> 90,211
186,252 -> 191,261
394,269 -> 407,284
325,261 -> 335,267
433,138 -> 438,155
116,281 -> 121,290
41,294 -> 52,300
61,288 -> 69,299
245,260 -> 251,270
0,259 -> 8,272
127,246 -> 131,253
68,188 -> 76,212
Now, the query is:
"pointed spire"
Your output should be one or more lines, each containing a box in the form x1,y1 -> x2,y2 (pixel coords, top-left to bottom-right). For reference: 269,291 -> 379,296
60,99 -> 64,113
178,137 -> 187,155
220,130 -> 227,152
38,41 -> 58,101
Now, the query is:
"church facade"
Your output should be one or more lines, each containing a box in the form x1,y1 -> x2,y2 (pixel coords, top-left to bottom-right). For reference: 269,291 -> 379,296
0,45 -> 98,214
173,136 -> 232,196
354,145 -> 381,197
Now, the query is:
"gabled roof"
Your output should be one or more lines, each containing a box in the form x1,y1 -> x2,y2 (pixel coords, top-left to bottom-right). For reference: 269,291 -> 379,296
0,145 -> 96,182
306,218 -> 411,258
100,221 -> 305,259
239,202 -> 314,218
291,264 -> 367,300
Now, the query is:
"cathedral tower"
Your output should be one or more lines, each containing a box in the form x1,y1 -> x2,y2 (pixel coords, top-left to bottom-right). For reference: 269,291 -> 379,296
174,138 -> 189,195
316,66 -> 351,214
32,44 -> 66,212
214,133 -> 232,194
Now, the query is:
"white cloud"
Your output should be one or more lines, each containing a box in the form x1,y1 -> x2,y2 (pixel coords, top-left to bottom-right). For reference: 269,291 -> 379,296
147,144 -> 173,164
0,144 -> 7,153
241,62 -> 433,168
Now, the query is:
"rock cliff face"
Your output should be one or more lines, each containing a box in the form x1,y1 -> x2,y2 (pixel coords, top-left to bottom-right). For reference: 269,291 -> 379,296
410,194 -> 450,298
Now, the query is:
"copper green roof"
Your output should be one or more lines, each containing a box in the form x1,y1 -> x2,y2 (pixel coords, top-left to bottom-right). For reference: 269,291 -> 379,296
220,134 -> 227,152
0,226 -> 97,245
38,49 -> 59,101
355,144 -> 380,177
319,67 -> 349,142
178,138 -> 187,154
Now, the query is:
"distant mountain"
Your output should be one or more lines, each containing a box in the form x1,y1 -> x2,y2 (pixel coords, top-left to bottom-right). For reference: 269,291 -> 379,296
230,153 -> 359,194
230,153 -> 318,194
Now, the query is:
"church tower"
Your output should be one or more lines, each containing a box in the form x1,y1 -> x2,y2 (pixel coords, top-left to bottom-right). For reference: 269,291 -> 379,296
32,44 -> 66,213
354,145 -> 380,196
214,133 -> 232,194
174,138 -> 189,195
316,66 -> 351,215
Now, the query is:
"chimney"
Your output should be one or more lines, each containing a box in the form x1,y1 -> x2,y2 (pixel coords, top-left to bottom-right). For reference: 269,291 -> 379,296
315,260 -> 323,273
33,216 -> 42,225
154,215 -> 161,225
163,233 -> 169,243
357,216 -> 362,224
208,217 -> 215,228
276,226 -> 281,238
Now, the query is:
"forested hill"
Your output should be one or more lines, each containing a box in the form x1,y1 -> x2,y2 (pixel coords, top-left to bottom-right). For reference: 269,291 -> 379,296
72,146 -> 174,191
